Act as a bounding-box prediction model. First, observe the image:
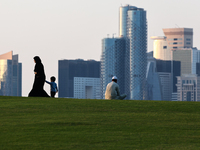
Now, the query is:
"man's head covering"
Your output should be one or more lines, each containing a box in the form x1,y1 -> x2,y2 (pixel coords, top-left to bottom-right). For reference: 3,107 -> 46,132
112,76 -> 117,80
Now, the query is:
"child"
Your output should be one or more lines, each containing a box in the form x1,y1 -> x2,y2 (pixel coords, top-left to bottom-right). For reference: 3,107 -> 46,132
45,76 -> 58,98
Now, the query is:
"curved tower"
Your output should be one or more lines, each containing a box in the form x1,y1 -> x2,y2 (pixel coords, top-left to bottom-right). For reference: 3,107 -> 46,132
125,7 -> 147,100
119,5 -> 137,37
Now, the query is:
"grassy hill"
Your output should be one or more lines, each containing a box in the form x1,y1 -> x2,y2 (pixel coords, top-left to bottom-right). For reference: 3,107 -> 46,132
0,96 -> 200,150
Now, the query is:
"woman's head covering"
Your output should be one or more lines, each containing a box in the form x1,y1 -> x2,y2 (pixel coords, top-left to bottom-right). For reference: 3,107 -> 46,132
34,56 -> 42,64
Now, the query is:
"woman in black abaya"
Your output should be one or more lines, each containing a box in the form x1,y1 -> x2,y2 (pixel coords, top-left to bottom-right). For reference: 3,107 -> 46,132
28,56 -> 49,97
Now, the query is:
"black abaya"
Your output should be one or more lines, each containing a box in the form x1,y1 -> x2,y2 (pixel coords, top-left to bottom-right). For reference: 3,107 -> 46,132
28,57 -> 49,97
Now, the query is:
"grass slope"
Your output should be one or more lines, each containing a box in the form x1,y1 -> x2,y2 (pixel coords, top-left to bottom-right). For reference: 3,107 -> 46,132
0,96 -> 200,150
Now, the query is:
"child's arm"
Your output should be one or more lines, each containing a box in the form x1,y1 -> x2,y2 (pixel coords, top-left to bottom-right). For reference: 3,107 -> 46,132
45,80 -> 51,84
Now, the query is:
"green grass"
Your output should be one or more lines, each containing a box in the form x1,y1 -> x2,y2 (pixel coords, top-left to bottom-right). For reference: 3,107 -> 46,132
1,96 -> 200,150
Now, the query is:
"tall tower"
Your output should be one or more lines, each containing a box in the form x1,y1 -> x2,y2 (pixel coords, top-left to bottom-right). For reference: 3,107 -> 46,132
120,5 -> 147,100
100,37 -> 126,99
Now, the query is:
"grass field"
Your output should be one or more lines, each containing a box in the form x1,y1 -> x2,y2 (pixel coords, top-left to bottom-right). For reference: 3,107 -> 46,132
0,96 -> 200,150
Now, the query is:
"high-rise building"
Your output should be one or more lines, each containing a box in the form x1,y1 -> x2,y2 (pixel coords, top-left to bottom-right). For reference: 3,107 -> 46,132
172,48 -> 200,75
151,36 -> 171,60
101,5 -> 147,100
163,28 -> 193,50
0,51 -> 22,96
58,59 -> 100,98
100,37 -> 126,99
125,6 -> 147,100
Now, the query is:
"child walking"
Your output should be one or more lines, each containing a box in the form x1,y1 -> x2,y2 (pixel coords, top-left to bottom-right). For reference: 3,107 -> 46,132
45,76 -> 58,98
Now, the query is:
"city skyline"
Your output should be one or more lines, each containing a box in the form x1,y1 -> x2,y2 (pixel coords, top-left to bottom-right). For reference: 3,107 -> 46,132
1,0 -> 200,96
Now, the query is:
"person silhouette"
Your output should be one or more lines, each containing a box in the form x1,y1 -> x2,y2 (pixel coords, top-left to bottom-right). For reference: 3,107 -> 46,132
28,56 -> 49,97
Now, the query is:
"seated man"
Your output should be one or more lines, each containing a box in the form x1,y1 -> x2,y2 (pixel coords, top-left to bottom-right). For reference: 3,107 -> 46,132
105,76 -> 126,100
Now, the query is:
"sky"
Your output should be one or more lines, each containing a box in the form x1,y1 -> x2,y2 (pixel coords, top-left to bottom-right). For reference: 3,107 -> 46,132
1,0 -> 200,96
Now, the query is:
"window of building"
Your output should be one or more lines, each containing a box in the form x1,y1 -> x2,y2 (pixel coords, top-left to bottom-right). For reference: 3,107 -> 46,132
172,38 -> 182,41
173,47 -> 177,49
186,39 -> 191,41
186,42 -> 191,45
163,46 -> 167,49
173,42 -> 177,44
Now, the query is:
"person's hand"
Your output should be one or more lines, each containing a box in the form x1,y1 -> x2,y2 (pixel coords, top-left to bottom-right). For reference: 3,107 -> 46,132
34,72 -> 37,74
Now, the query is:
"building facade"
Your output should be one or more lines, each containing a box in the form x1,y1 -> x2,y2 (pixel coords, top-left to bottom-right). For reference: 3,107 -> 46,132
163,28 -> 193,50
176,74 -> 200,101
0,51 -> 22,96
172,48 -> 200,76
100,37 -> 126,99
146,60 -> 162,100
126,6 -> 147,100
74,77 -> 100,99
58,59 -> 100,98
151,36 -> 171,60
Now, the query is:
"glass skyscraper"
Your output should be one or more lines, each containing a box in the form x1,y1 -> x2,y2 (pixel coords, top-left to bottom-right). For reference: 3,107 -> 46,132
101,5 -> 147,100
0,51 -> 22,96
100,37 -> 126,99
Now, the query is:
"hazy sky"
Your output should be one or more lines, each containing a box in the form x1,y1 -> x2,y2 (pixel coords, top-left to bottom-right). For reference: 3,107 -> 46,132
1,0 -> 200,96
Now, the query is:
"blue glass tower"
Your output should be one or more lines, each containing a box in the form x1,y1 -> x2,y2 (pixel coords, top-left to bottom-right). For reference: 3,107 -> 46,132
100,37 -> 126,99
125,6 -> 147,100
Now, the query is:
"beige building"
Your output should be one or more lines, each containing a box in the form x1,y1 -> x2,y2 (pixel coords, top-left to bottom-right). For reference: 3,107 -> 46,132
163,28 -> 193,50
172,48 -> 200,76
151,36 -> 171,60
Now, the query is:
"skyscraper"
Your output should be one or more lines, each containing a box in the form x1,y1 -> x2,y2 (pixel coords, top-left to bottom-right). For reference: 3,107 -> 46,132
101,5 -> 147,100
0,51 -> 22,96
100,37 -> 126,99
124,5 -> 147,100
163,28 -> 193,50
